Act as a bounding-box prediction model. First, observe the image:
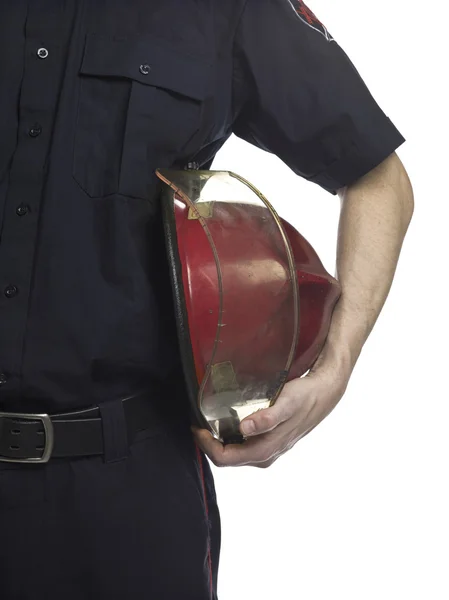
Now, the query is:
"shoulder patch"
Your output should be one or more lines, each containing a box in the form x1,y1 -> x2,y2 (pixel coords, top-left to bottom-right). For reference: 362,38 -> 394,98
287,0 -> 334,42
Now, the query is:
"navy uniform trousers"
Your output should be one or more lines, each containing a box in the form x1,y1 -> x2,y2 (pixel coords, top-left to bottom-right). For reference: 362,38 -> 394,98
0,409 -> 220,600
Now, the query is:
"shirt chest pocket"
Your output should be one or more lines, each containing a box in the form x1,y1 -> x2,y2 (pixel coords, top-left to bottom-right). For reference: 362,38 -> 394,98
73,34 -> 211,200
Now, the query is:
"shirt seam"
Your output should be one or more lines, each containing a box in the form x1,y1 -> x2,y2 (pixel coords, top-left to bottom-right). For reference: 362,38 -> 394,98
231,0 -> 251,128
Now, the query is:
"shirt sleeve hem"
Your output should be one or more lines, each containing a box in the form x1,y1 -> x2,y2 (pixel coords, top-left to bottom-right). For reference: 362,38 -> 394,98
307,127 -> 406,195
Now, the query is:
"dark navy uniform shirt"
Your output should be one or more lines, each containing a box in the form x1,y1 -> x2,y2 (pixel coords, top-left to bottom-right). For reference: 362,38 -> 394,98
0,0 -> 405,413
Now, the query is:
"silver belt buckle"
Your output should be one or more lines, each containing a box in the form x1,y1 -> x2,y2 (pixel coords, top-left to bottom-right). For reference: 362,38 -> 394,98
0,413 -> 54,464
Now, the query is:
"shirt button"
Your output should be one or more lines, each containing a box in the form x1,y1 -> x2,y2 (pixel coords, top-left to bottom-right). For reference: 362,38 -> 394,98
16,204 -> 30,216
4,285 -> 18,298
0,373 -> 7,386
29,124 -> 42,137
37,47 -> 49,59
139,64 -> 151,75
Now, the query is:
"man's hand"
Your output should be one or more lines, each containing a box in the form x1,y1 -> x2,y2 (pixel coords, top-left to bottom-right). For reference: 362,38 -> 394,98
193,152 -> 413,468
192,362 -> 348,468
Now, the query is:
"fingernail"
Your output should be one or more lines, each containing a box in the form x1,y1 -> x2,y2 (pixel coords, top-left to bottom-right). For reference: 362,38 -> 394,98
241,420 -> 256,435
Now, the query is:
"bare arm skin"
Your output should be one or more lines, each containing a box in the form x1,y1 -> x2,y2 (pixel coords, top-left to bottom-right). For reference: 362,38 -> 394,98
313,151 -> 414,385
193,152 -> 414,467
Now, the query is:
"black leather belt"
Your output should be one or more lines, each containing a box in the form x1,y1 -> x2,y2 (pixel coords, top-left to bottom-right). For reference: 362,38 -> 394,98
0,392 -> 168,464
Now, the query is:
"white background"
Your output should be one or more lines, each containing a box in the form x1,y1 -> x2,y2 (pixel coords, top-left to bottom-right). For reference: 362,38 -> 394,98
211,1 -> 449,598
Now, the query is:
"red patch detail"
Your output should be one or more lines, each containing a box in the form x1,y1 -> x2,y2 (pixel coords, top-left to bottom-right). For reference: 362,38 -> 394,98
296,0 -> 323,27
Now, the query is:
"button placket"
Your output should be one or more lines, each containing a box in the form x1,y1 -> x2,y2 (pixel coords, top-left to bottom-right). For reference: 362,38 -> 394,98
0,7 -> 70,394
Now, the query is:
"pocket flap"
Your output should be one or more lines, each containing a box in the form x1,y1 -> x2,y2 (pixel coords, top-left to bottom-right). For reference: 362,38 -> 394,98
79,34 -> 211,101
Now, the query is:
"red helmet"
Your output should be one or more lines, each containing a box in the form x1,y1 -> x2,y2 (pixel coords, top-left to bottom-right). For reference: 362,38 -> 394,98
157,168 -> 341,444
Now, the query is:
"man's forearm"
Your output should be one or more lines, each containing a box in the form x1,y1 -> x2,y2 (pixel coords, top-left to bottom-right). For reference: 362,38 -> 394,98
312,152 -> 414,383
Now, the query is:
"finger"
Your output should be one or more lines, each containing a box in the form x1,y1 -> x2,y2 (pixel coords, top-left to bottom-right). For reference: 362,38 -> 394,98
254,457 -> 276,469
191,427 -> 241,466
191,427 -> 259,468
191,427 -> 225,460
192,426 -> 279,467
240,392 -> 296,437
215,434 -> 276,467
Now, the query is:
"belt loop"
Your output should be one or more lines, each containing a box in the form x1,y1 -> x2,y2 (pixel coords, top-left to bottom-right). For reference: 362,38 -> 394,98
99,399 -> 129,463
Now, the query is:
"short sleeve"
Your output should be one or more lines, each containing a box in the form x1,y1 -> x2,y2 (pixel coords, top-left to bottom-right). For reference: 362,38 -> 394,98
232,0 -> 405,194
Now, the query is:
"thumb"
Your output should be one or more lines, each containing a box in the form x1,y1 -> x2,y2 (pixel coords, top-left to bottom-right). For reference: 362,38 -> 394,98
240,379 -> 304,436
